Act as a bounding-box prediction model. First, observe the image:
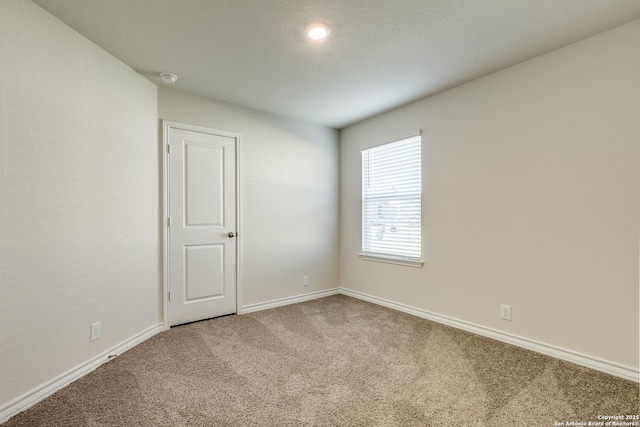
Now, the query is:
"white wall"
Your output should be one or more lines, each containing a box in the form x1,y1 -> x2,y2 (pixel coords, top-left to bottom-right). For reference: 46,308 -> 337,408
0,0 -> 160,409
159,88 -> 340,307
340,20 -> 640,370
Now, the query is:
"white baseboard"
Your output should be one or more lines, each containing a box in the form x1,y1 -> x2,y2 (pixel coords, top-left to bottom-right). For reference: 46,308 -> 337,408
340,288 -> 639,383
0,323 -> 164,425
241,288 -> 341,314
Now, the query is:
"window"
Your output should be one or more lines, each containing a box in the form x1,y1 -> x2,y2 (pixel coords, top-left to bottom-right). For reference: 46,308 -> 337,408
361,133 -> 423,267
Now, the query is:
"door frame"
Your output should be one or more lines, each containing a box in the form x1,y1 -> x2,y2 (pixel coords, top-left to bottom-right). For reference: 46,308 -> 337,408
162,120 -> 242,330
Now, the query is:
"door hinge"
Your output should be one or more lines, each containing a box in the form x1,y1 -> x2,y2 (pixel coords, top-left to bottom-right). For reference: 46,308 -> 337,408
168,290 -> 171,301
167,217 -> 171,227
167,144 -> 171,154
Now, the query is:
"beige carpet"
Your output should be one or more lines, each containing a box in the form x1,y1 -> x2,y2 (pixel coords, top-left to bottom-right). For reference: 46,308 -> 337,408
5,295 -> 638,426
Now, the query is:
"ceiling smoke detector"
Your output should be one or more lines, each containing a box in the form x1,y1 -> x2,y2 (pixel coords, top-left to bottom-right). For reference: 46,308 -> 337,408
160,72 -> 178,84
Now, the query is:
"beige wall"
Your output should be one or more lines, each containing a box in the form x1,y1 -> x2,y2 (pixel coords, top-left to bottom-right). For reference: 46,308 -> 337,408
0,0 -> 160,407
340,20 -> 640,369
158,88 -> 340,307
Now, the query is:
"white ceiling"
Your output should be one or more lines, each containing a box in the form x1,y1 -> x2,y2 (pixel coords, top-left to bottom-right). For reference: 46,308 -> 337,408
33,0 -> 640,129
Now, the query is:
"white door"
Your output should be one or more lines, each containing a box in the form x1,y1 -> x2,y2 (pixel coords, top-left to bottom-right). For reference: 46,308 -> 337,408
167,124 -> 237,326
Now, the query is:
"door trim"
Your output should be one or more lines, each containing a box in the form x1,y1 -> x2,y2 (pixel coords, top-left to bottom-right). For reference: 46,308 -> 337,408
162,120 -> 242,330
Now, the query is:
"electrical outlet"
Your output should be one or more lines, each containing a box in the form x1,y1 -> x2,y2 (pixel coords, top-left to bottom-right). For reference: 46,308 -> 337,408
303,275 -> 309,286
90,322 -> 101,341
500,305 -> 512,321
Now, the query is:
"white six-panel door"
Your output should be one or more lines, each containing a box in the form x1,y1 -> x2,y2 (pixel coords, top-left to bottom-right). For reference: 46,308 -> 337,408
166,123 -> 238,326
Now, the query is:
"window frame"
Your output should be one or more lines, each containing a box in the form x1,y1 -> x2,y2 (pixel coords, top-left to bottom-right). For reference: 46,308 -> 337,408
359,131 -> 424,268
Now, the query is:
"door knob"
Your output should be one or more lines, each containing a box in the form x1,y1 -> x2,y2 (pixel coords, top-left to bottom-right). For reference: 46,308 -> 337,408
228,231 -> 236,238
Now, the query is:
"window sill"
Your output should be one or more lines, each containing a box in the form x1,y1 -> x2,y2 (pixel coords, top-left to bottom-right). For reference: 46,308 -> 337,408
359,253 -> 424,268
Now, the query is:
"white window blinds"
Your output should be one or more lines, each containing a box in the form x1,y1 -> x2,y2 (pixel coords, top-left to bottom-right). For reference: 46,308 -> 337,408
361,134 -> 422,262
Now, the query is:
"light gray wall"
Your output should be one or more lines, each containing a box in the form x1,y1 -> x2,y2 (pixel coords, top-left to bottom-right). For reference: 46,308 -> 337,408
339,20 -> 640,370
158,88 -> 340,307
0,0 -> 160,408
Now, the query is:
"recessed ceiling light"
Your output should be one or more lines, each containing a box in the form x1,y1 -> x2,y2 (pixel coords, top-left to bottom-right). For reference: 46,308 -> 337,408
160,72 -> 178,84
305,22 -> 331,41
